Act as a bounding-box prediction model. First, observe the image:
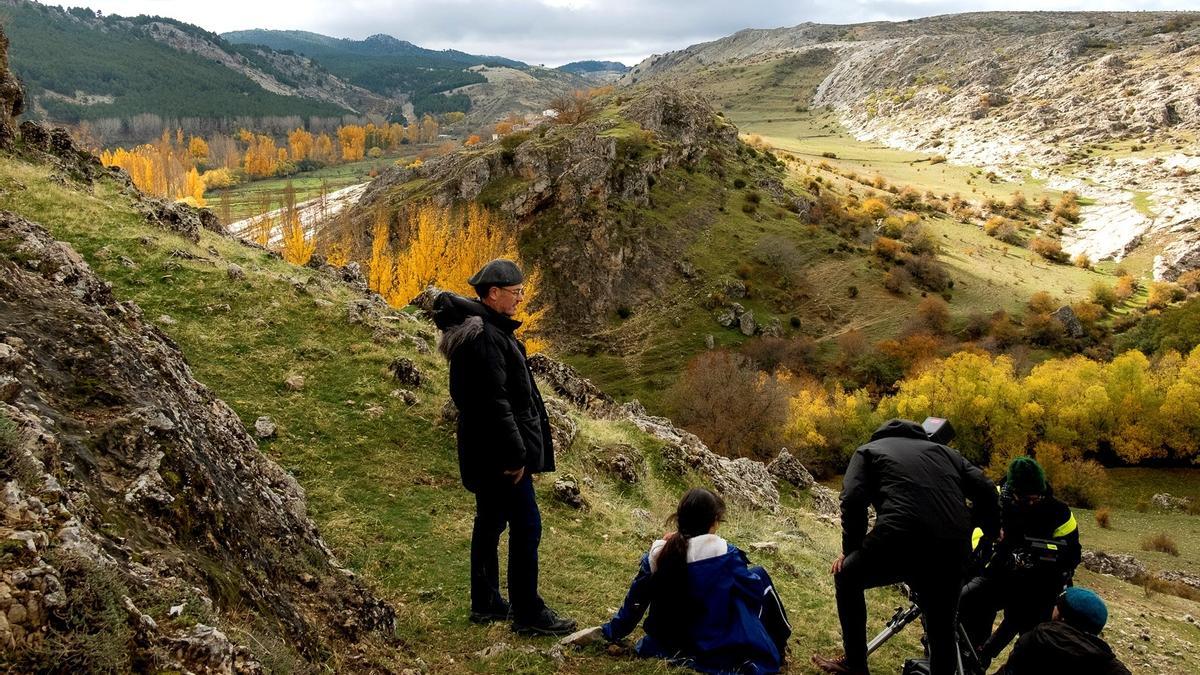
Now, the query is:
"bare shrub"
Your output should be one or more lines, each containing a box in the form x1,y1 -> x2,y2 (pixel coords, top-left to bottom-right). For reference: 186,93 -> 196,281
1141,533 -> 1180,557
668,351 -> 789,461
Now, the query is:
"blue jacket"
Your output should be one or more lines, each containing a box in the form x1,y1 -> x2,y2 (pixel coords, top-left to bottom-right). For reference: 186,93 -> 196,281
602,543 -> 785,674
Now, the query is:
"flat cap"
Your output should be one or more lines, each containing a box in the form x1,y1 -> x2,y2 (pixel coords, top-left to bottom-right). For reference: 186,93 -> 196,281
468,259 -> 524,288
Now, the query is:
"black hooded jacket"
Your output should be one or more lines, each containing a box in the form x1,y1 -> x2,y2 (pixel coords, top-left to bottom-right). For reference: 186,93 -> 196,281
997,620 -> 1131,675
433,292 -> 554,492
840,419 -> 999,555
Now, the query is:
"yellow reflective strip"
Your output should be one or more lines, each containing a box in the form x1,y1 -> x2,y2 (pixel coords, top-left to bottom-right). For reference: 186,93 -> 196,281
1052,513 -> 1077,538
972,527 -> 983,551
1047,543 -> 1058,550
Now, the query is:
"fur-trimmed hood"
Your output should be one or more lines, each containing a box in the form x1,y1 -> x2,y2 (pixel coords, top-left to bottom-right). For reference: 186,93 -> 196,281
432,292 -> 520,359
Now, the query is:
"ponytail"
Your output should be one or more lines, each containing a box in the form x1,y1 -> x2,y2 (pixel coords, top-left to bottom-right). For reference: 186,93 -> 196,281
652,488 -> 726,646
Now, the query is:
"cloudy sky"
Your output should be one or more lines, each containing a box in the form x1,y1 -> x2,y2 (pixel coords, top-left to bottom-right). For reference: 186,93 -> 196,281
71,0 -> 1195,66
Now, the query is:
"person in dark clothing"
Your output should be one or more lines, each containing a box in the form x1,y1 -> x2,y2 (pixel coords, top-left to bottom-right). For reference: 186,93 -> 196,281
812,419 -> 1000,675
562,488 -> 791,674
959,457 -> 1080,666
432,259 -> 576,636
996,587 -> 1131,675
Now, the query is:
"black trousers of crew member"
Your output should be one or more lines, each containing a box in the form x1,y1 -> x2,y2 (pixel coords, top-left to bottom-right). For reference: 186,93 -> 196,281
470,473 -> 546,621
960,573 -> 1060,661
835,539 -> 967,675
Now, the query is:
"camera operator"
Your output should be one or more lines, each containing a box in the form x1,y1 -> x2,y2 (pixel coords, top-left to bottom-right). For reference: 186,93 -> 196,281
959,456 -> 1081,668
812,418 -> 999,675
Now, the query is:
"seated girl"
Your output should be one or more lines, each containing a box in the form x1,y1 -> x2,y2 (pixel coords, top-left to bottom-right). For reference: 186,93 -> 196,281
563,488 -> 790,674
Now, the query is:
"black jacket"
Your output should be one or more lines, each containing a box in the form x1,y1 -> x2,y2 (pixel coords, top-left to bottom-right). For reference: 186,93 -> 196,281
433,292 -> 555,492
998,620 -> 1131,675
989,482 -> 1081,582
841,419 -> 999,555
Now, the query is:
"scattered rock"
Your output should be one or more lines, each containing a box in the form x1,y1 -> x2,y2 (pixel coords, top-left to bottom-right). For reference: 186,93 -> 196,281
1156,570 -> 1200,591
388,357 -> 423,387
739,310 -> 757,336
227,264 -> 245,280
1053,305 -> 1085,339
283,375 -> 305,391
1151,493 -> 1191,512
528,354 -> 616,414
631,508 -> 653,523
704,334 -> 715,349
545,398 -> 579,451
591,444 -> 644,483
438,399 -> 459,426
552,475 -> 587,510
748,541 -> 779,555
809,485 -> 841,518
253,416 -> 277,439
1081,550 -> 1147,582
391,389 -> 419,405
767,449 -> 815,490
156,314 -> 177,326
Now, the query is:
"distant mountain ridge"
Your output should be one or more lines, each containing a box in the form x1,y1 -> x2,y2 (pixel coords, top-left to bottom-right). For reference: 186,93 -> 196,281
0,0 -> 365,125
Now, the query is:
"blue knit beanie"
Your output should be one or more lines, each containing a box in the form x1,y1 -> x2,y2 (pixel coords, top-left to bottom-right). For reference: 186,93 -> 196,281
1057,587 -> 1108,634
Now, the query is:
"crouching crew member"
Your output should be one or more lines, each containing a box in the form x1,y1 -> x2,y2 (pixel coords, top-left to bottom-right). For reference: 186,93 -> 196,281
960,456 -> 1081,666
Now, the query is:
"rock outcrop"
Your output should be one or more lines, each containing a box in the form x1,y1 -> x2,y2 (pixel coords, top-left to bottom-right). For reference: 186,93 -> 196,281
341,87 -> 783,330
0,212 -> 393,671
530,358 -> 781,511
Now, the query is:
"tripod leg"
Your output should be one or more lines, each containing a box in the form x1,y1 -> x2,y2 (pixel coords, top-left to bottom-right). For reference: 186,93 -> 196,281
866,604 -> 921,656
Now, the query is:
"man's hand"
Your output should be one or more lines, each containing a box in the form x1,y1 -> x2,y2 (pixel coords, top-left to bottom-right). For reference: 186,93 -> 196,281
831,553 -> 846,575
503,466 -> 525,484
560,626 -> 605,647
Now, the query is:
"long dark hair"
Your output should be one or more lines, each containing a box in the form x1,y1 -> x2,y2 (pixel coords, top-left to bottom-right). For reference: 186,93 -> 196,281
653,488 -> 726,644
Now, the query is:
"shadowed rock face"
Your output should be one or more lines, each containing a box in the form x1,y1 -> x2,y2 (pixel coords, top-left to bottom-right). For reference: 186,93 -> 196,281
0,209 -> 394,670
0,29 -> 23,149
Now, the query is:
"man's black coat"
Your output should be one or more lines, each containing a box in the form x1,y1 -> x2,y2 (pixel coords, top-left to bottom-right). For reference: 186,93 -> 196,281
434,292 -> 555,493
841,419 -> 1000,555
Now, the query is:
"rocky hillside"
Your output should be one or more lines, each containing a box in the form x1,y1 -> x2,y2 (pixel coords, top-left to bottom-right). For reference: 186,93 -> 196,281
0,35 -> 401,672
625,11 -> 1200,281
339,87 -> 811,337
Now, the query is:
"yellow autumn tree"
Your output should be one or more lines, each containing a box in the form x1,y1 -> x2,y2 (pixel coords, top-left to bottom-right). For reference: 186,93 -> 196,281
188,136 -> 209,162
183,167 -> 206,207
288,128 -> 314,162
280,211 -> 314,265
313,133 -> 336,163
366,202 -> 547,351
243,134 -> 280,178
338,125 -> 367,161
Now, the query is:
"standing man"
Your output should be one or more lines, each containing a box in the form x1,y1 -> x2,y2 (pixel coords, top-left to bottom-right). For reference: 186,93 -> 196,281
433,259 -> 576,636
812,419 -> 999,675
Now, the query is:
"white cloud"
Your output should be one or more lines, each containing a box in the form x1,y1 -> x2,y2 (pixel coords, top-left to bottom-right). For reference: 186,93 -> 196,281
65,0 -> 1200,66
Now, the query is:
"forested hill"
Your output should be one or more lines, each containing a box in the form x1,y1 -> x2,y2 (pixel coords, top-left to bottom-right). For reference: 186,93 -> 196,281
223,29 -> 547,117
0,0 -> 366,124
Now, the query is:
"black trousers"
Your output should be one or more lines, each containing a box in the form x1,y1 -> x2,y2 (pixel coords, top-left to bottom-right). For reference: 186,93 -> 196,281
470,473 -> 545,620
835,541 -> 967,675
960,573 -> 1060,661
